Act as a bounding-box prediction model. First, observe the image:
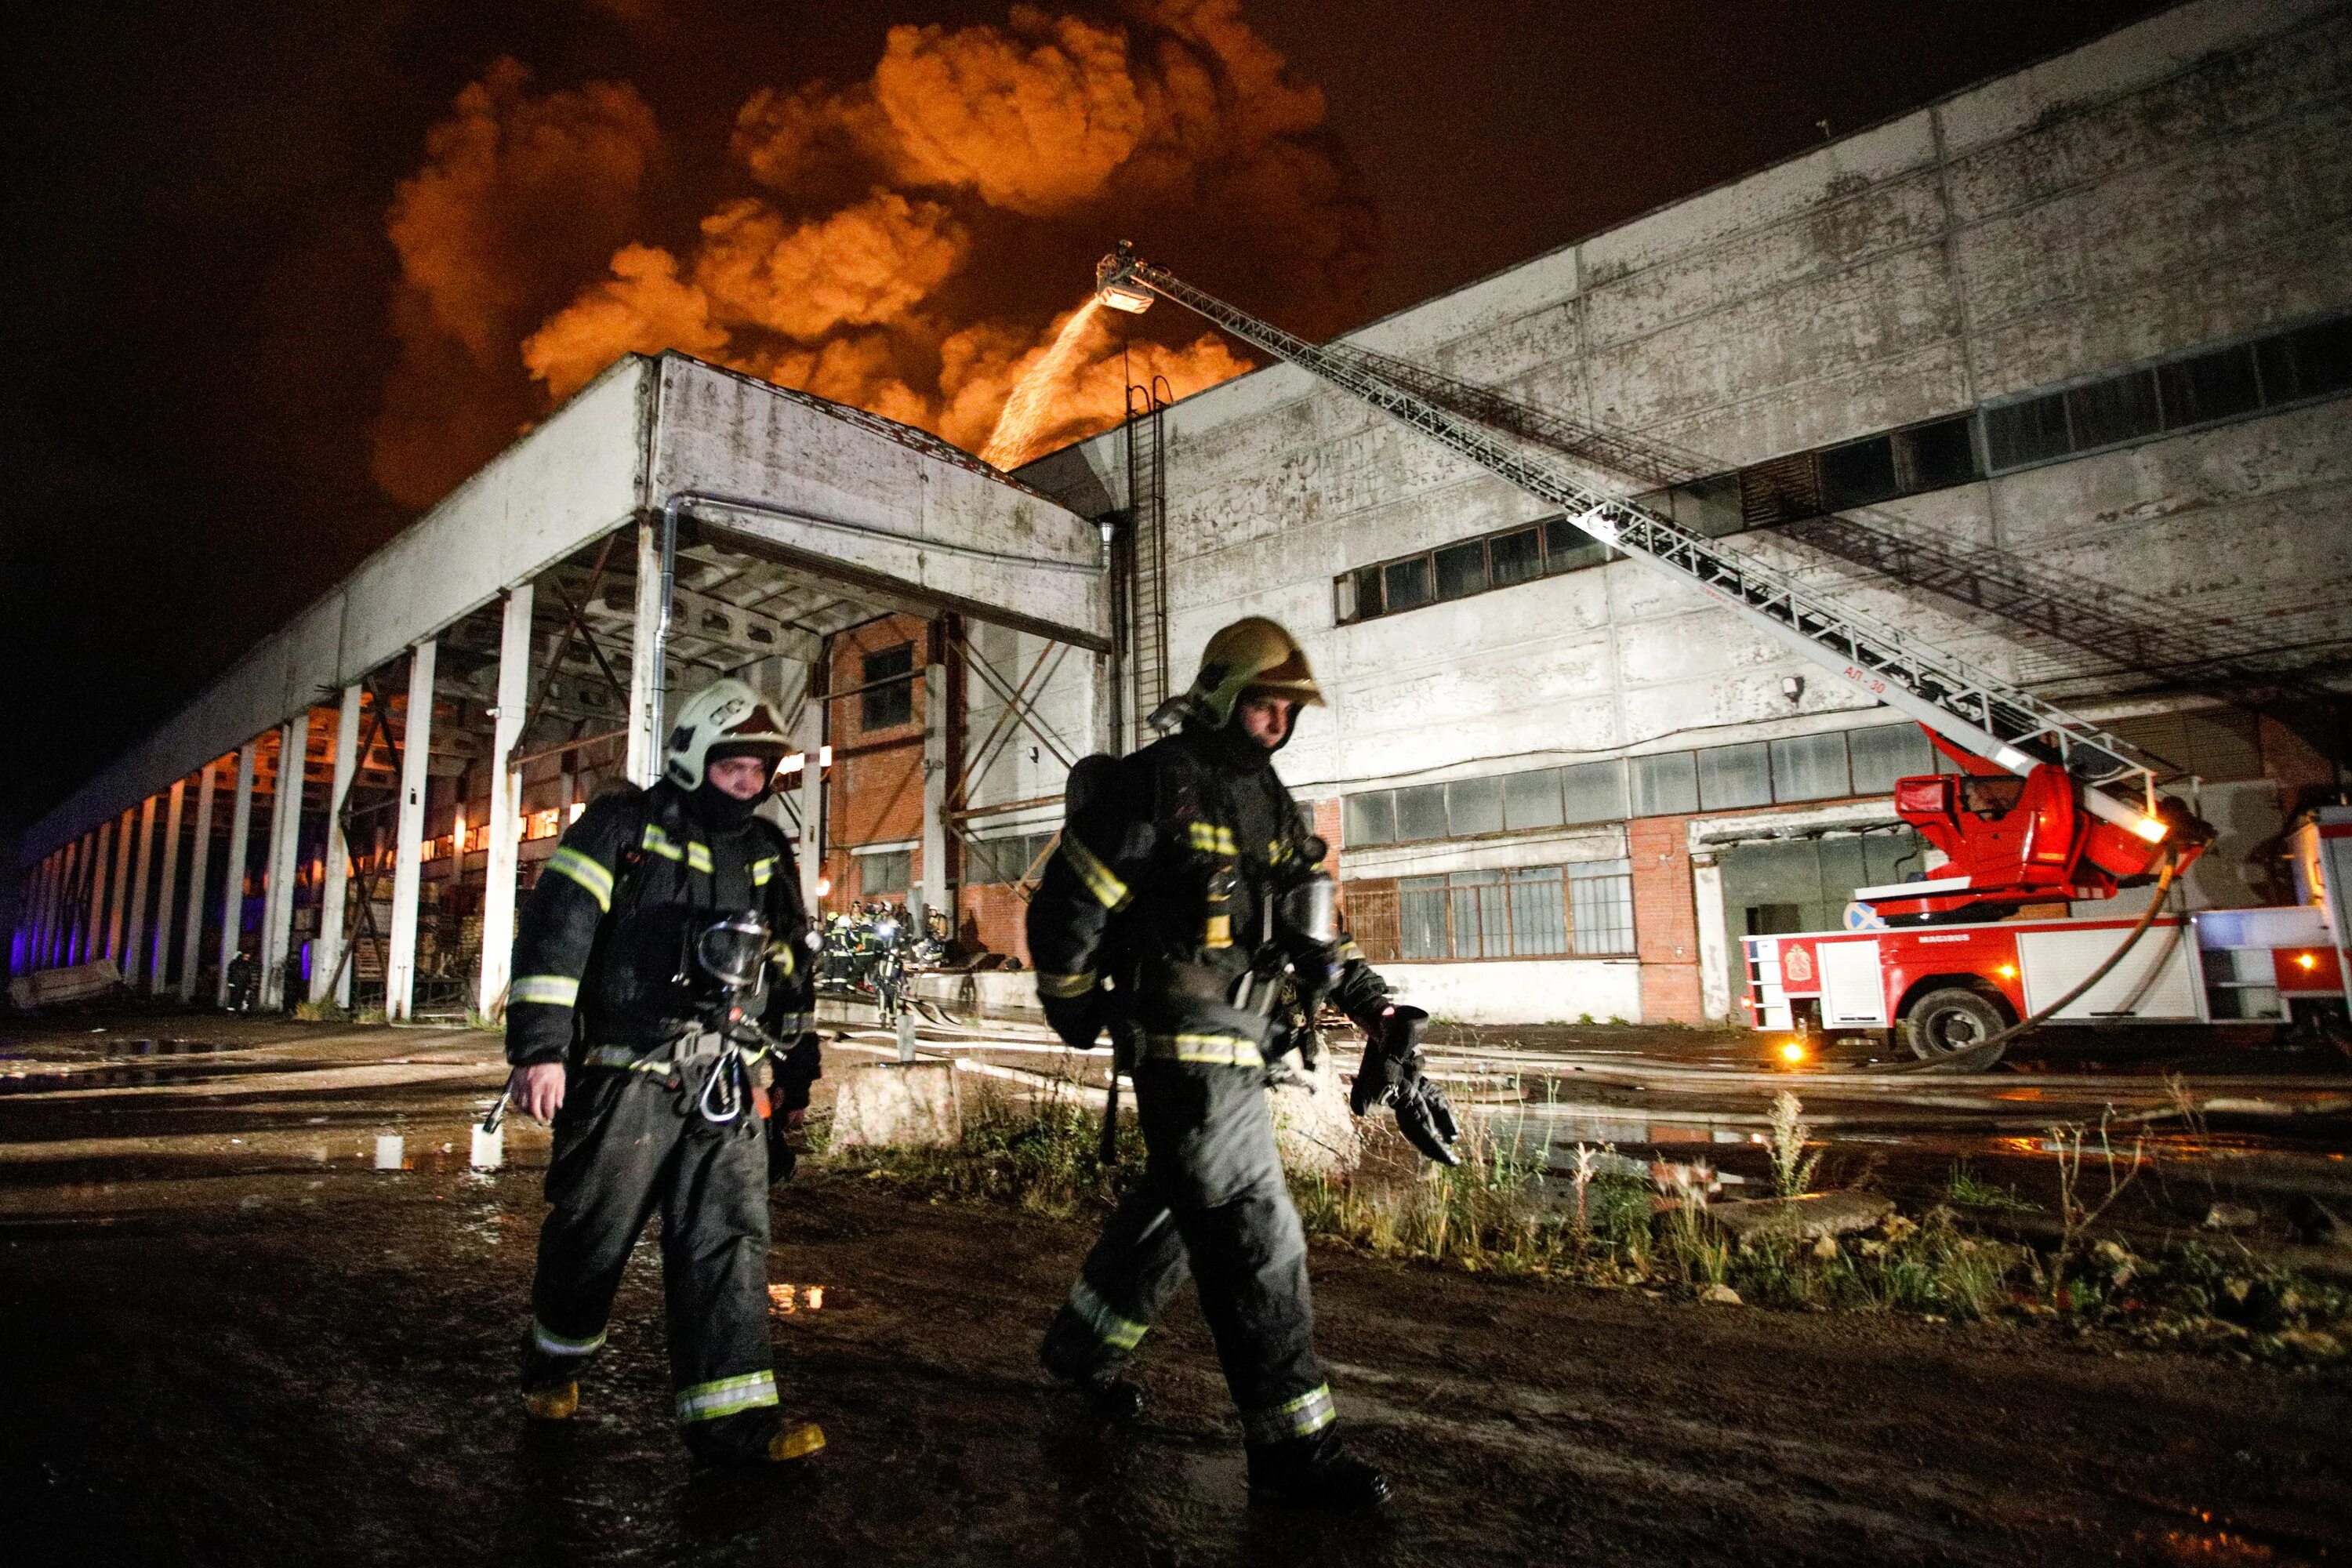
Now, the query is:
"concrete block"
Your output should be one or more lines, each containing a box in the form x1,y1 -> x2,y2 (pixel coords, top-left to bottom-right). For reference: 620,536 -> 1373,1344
831,1061 -> 964,1149
1267,1054 -> 1360,1176
1709,1190 -> 1897,1244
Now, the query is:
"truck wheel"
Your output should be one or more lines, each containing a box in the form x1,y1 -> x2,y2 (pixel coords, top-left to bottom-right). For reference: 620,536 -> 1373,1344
1904,987 -> 2008,1062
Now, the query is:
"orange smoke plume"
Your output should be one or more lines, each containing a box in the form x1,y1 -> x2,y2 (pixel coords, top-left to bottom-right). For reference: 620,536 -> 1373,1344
379,3 -> 1374,503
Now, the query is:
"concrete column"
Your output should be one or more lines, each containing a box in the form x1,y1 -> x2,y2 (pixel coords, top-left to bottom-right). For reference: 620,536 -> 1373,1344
478,586 -> 534,1015
216,742 -> 256,1007
313,685 -> 362,1005
796,670 -> 826,915
150,779 -> 186,991
85,821 -> 114,964
107,808 -> 136,962
387,641 -> 437,1021
181,761 -> 218,1002
61,839 -> 85,964
125,796 -> 158,988
625,521 -> 665,787
260,715 -> 309,1010
918,648 -> 949,928
78,833 -> 103,964
1691,851 -> 1733,1022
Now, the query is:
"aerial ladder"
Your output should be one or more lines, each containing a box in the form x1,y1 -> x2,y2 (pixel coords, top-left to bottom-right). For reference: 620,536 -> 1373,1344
1092,242 -> 2206,927
1087,247 -> 2352,1063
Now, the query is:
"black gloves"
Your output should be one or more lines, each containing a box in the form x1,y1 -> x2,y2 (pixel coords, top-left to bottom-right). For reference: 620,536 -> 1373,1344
1348,1004 -> 1461,1166
1041,989 -> 1107,1051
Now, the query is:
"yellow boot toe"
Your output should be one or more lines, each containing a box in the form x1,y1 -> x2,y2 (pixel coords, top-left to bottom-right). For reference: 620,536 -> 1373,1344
768,1421 -> 826,1461
524,1382 -> 579,1421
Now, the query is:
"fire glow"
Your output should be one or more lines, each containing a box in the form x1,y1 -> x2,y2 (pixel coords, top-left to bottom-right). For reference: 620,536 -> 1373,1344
372,4 -> 1367,507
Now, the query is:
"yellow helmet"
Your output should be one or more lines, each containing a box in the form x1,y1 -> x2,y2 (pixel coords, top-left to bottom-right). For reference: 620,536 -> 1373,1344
1182,617 -> 1323,728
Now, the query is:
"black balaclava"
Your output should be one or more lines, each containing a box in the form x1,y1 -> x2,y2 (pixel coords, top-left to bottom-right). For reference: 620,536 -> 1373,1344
685,750 -> 769,830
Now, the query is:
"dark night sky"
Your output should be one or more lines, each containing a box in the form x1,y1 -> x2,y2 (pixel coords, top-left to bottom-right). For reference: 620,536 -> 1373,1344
0,0 -> 2167,841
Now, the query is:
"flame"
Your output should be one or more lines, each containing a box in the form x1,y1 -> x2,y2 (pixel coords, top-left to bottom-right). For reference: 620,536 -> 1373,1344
374,3 -> 1372,503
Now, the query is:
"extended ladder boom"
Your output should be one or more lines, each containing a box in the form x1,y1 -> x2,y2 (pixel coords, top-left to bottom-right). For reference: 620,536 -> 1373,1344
1094,244 -> 2174,848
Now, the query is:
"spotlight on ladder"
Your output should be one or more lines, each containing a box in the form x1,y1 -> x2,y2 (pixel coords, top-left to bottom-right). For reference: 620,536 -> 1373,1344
1095,242 -> 1155,314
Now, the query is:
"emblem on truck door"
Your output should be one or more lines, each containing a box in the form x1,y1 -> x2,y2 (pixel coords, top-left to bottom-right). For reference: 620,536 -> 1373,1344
1784,946 -> 1814,984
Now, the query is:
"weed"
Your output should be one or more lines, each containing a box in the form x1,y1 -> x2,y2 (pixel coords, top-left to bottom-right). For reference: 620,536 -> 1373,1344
833,1076 -> 1143,1218
2046,1111 -> 2147,1300
1946,1159 -> 2041,1211
1766,1091 -> 1823,1199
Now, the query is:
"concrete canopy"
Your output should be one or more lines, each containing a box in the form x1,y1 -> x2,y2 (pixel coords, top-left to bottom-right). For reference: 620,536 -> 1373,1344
24,352 -> 1107,864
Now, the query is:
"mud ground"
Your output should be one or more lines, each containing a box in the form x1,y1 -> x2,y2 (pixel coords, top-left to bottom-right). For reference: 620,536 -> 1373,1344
4,1011 -> 2349,1566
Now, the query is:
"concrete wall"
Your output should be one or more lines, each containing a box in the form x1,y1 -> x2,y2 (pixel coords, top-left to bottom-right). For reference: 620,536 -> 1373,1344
1018,0 -> 2352,1023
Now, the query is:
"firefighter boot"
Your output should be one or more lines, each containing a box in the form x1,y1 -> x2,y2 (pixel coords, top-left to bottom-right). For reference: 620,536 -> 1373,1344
1246,1428 -> 1392,1512
684,1409 -> 827,1467
1038,1306 -> 1145,1420
523,1382 -> 579,1421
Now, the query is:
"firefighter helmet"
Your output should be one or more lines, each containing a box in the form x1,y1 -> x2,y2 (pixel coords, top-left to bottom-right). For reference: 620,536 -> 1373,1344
1183,617 -> 1324,728
664,678 -> 792,791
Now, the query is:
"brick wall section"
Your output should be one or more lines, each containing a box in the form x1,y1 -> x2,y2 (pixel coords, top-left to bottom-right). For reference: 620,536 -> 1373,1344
824,613 -> 931,914
1628,813 -> 1705,1024
956,880 -> 1033,967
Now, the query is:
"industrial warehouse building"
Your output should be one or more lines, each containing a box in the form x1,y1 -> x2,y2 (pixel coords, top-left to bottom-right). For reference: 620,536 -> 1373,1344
11,0 -> 2350,1029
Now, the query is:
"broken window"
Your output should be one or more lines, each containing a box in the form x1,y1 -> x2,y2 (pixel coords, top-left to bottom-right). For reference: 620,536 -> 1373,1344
861,643 -> 915,728
1817,435 -> 1900,511
1698,742 -> 1773,811
1849,724 -> 1934,796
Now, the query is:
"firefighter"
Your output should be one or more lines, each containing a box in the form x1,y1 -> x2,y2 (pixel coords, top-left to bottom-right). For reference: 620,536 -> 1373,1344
1029,617 -> 1460,1512
503,678 -> 825,1465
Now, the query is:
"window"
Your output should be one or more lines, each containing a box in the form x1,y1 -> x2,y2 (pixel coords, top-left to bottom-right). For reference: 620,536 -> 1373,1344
1490,528 -> 1542,587
1502,768 -> 1564,831
1382,557 -> 1433,613
1849,724 -> 1934,795
1399,875 -> 1448,959
858,849 -> 911,896
861,644 -> 915,728
1344,791 -> 1396,848
1699,742 -> 1772,810
1630,752 -> 1698,817
1983,390 -> 2071,470
1569,859 -> 1635,955
1562,759 -> 1631,823
1450,869 -> 1508,959
2066,368 -> 2161,450
1446,775 -> 1504,837
1818,435 -> 1900,511
1393,783 -> 1448,842
1378,863 -> 1628,960
2258,317 -> 2352,403
1769,732 -> 1850,803
968,830 -> 1054,884
1895,417 -> 1978,492
2160,347 -> 2260,428
1508,866 -> 1569,956
1434,540 -> 1488,601
1543,516 -> 1608,575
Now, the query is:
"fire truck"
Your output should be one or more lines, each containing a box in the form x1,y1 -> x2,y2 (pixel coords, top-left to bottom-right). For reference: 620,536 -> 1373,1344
1087,244 -> 2350,1062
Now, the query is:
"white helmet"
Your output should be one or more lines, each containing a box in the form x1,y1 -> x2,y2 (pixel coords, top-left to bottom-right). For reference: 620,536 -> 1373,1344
664,678 -> 792,792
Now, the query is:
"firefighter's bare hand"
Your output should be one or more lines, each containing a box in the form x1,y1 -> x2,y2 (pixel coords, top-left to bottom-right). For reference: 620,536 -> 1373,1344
509,1063 -> 566,1123
785,1108 -> 808,1131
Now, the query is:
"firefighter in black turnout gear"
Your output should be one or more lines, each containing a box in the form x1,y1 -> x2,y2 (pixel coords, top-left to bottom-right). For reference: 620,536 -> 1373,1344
1031,618 -> 1460,1512
503,678 -> 826,1465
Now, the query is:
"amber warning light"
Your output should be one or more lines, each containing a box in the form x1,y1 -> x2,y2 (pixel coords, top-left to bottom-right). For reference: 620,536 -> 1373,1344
1777,1039 -> 1808,1065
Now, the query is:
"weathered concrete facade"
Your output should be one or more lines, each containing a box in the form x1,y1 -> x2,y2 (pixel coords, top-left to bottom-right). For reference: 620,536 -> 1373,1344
1023,0 -> 2352,1023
